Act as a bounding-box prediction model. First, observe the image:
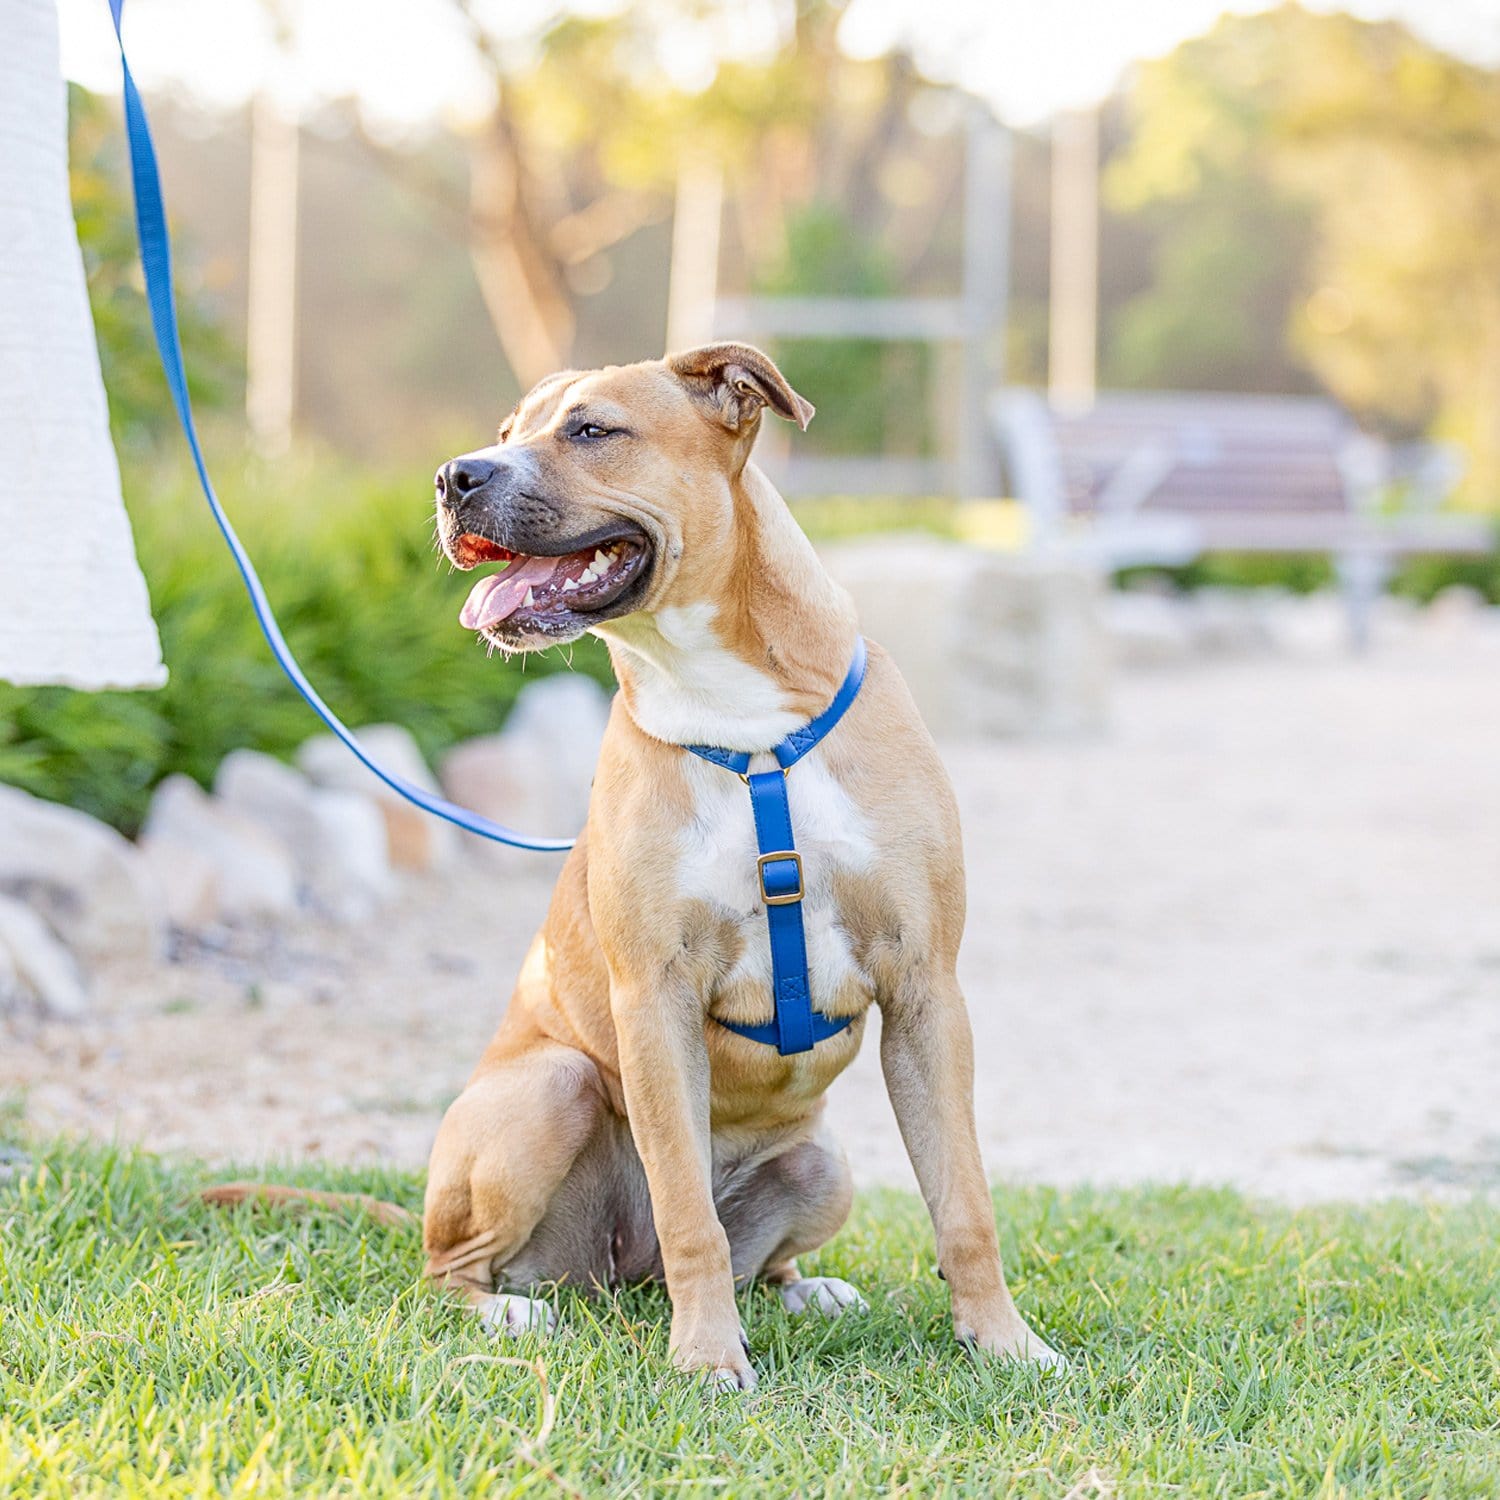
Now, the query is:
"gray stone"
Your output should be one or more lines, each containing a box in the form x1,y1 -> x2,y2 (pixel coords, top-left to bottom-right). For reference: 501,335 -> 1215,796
1102,591 -> 1195,668
1189,588 -> 1277,656
440,675 -> 609,848
0,783 -> 164,963
0,894 -> 88,1018
215,748 -> 393,921
297,725 -> 459,872
134,834 -> 220,928
820,536 -> 1110,738
1424,584 -> 1490,636
141,775 -> 298,921
304,789 -> 392,922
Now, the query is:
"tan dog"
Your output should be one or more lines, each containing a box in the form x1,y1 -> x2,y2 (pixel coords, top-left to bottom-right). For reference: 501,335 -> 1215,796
397,342 -> 1061,1389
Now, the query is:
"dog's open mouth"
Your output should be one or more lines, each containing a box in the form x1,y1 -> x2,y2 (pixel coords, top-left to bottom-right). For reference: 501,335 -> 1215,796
452,531 -> 651,636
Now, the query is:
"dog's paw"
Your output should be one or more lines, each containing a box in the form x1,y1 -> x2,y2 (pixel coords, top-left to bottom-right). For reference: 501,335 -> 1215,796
964,1323 -> 1066,1370
671,1322 -> 757,1392
475,1293 -> 557,1339
778,1276 -> 869,1319
703,1360 -> 758,1394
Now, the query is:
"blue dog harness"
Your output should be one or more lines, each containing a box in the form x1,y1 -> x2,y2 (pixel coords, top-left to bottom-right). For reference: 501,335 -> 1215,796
686,637 -> 868,1055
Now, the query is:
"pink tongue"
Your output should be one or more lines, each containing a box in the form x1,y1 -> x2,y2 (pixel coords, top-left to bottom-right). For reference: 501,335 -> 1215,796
459,555 -> 566,630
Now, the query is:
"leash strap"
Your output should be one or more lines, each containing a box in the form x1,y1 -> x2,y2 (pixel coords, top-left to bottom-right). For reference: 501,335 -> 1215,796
688,638 -> 868,1055
106,0 -> 573,852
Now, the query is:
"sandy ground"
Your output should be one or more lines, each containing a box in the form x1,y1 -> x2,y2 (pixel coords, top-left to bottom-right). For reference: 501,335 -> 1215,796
5,606 -> 1499,1202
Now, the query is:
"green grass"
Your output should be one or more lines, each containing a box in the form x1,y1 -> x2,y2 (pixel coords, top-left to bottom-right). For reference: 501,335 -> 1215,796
1,1142 -> 1496,1498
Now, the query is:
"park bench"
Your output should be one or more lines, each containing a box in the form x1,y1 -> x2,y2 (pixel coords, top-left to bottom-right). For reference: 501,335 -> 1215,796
992,388 -> 1494,645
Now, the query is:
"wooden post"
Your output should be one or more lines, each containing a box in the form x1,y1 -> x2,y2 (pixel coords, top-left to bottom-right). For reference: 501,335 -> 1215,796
1048,106 -> 1099,409
665,155 -> 723,354
960,110 -> 1011,499
246,91 -> 299,457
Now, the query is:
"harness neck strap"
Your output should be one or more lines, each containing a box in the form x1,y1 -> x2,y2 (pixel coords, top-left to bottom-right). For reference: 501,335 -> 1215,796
686,637 -> 868,1055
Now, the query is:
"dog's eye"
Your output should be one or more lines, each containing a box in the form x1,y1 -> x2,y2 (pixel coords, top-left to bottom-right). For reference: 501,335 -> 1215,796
573,422 -> 613,441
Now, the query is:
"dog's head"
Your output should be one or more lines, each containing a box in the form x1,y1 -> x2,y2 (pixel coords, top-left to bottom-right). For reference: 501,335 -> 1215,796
434,343 -> 813,652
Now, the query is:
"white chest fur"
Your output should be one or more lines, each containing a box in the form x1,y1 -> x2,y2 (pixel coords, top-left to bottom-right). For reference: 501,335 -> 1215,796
677,752 -> 876,1015
595,602 -> 806,751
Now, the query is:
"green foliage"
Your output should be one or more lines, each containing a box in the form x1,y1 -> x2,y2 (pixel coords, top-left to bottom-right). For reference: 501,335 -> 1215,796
2,1138 -> 1498,1497
1391,547 -> 1500,605
1105,185 -> 1317,395
789,495 -> 958,542
0,457 -> 613,834
756,205 -> 932,457
1117,545 -> 1500,603
68,86 -> 239,453
1106,6 -> 1500,509
1117,552 -> 1337,596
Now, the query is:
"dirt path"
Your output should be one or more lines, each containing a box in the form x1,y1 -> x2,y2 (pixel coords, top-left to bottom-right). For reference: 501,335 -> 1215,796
7,613 -> 1499,1201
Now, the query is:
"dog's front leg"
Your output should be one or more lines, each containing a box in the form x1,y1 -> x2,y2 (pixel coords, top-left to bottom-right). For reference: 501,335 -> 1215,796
611,980 -> 754,1390
880,974 -> 1061,1366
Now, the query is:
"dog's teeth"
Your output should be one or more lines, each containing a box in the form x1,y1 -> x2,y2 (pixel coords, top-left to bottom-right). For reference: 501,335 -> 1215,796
593,549 -> 609,568
523,587 -> 535,606
563,578 -> 579,591
579,566 -> 598,584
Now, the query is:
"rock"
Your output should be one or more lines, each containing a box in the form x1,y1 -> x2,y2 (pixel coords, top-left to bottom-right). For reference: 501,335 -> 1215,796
215,748 -> 311,823
215,749 -> 393,922
141,775 -> 298,921
0,894 -> 88,1018
1188,588 -> 1276,656
0,783 -> 165,963
506,674 -> 612,782
1103,591 -> 1195,668
305,790 -> 392,920
438,736 -> 534,846
297,725 -> 459,872
820,537 -> 1109,738
1425,584 -> 1490,634
1266,591 -> 1351,656
440,675 -> 610,847
134,834 -> 220,928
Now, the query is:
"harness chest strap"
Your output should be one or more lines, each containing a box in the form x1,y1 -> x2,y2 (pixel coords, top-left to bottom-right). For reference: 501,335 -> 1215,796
686,637 -> 868,1056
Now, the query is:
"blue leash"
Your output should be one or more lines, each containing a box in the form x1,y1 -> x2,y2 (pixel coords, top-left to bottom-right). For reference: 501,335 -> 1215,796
106,0 -> 572,852
106,0 -> 868,1028
688,637 -> 867,1055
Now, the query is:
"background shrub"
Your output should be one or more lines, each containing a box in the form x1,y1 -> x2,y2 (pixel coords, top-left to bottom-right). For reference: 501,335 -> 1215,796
0,453 -> 612,833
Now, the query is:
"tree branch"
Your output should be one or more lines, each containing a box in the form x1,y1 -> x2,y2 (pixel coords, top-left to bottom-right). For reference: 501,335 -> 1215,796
549,190 -> 663,264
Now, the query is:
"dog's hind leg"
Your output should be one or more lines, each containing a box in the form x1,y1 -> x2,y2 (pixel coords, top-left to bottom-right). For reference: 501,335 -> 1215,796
718,1128 -> 867,1319
423,1042 -> 606,1334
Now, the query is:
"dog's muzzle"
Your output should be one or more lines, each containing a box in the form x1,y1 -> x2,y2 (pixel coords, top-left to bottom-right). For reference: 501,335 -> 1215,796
434,449 -> 655,645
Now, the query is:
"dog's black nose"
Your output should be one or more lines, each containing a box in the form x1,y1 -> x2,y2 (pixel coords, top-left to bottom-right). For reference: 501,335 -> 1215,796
436,456 -> 499,508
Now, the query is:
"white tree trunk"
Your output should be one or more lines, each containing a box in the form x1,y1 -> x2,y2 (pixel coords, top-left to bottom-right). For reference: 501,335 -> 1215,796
0,0 -> 165,690
1048,107 -> 1099,409
246,90 -> 299,458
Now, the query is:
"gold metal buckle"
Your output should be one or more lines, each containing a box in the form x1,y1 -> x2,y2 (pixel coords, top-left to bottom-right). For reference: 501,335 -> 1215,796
757,850 -> 804,905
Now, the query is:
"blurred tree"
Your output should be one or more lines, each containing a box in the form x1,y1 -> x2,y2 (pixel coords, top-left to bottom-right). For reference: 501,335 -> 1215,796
69,85 -> 238,451
1106,4 -> 1500,508
355,0 -> 952,388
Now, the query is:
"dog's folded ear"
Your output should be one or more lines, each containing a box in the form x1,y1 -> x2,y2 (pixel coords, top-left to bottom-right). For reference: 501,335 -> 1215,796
668,342 -> 815,433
